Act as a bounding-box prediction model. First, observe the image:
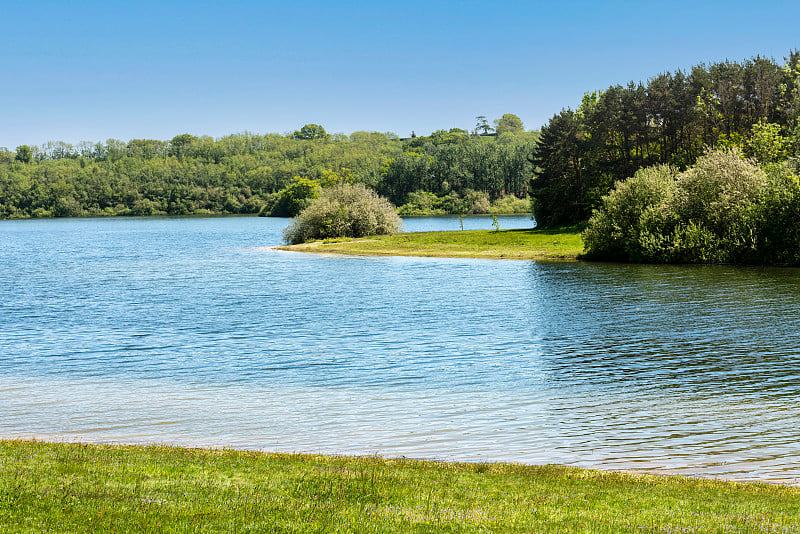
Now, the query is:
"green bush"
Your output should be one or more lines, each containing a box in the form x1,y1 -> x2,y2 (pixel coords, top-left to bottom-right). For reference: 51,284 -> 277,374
756,162 -> 800,263
487,194 -> 530,214
671,148 -> 767,259
462,190 -> 490,214
283,183 -> 402,244
584,149 -> 799,264
396,189 -> 521,216
397,190 -> 445,216
270,177 -> 320,217
583,165 -> 678,261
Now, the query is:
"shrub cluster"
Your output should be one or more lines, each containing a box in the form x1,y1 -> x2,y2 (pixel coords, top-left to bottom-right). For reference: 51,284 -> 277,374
283,183 -> 402,244
583,149 -> 800,264
396,189 -> 490,216
397,190 -> 530,216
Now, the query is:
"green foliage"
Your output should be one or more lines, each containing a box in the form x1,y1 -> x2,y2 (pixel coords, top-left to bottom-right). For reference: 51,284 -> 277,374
582,165 -> 679,262
395,189 -> 524,216
487,193 -> 531,214
780,51 -> 800,152
756,163 -> 800,264
494,113 -> 524,135
462,189 -> 490,213
747,120 -> 788,163
15,145 -> 32,164
530,110 -> 589,226
717,131 -> 745,151
397,190 -> 445,216
270,176 -> 321,217
0,131 -> 402,219
283,183 -> 401,244
380,136 -> 534,206
169,133 -> 198,161
317,167 -> 355,187
584,149 -> 800,264
672,148 -> 766,243
52,196 -> 85,218
428,128 -> 470,145
292,123 -> 329,140
532,51 -> 800,226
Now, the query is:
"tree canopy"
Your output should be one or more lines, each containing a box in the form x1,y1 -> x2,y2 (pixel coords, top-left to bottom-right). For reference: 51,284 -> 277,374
494,114 -> 524,135
292,124 -> 329,140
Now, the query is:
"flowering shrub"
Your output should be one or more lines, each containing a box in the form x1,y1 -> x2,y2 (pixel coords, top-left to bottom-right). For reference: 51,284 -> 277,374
283,183 -> 402,244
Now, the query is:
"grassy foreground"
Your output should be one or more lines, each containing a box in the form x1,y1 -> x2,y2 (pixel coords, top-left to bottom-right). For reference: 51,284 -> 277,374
276,225 -> 584,260
2,441 -> 799,533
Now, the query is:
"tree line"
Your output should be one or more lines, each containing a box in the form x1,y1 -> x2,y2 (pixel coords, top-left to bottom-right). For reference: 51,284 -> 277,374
0,117 -> 537,219
376,127 -> 537,206
531,51 -> 800,226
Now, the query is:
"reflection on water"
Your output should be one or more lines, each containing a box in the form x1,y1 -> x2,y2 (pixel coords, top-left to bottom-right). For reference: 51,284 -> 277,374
1,216 -> 799,483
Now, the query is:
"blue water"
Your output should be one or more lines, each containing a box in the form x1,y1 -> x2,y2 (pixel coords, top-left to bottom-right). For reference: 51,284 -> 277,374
2,215 -> 799,483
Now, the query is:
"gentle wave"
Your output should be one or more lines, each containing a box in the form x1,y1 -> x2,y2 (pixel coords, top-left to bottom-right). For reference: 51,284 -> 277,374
1,215 -> 799,483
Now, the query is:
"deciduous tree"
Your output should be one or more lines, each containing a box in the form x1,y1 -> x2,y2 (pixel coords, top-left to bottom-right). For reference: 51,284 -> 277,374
494,114 -> 524,135
292,124 -> 329,140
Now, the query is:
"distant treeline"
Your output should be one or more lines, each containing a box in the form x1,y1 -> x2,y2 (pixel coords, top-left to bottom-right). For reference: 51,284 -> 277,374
531,50 -> 800,226
0,117 -> 537,219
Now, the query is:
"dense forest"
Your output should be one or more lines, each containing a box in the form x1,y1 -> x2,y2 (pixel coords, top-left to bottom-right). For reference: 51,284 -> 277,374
531,50 -> 800,226
0,116 -> 537,219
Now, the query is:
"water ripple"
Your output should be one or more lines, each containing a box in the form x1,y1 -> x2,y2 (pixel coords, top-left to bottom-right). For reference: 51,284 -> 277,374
2,216 -> 800,483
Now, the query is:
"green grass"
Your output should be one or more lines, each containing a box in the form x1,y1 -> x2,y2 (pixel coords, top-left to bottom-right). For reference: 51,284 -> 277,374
276,225 -> 585,260
2,440 -> 799,533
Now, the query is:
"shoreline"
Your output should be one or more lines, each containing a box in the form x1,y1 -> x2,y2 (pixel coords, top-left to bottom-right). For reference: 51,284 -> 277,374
272,241 -> 582,261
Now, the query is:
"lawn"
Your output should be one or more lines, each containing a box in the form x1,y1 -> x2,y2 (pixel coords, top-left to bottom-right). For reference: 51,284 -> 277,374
275,225 -> 585,261
2,440 -> 799,533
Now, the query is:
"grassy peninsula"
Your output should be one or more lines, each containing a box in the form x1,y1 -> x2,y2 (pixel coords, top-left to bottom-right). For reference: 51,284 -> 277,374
276,225 -> 584,260
2,440 -> 798,533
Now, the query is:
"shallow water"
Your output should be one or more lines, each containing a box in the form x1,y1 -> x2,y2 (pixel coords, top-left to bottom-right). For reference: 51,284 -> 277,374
2,215 -> 799,483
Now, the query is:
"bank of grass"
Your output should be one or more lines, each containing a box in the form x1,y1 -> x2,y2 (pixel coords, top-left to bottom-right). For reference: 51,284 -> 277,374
2,440 -> 799,533
276,225 -> 585,260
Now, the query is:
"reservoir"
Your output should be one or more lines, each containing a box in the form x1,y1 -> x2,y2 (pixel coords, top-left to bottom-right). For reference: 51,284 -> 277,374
2,215 -> 799,483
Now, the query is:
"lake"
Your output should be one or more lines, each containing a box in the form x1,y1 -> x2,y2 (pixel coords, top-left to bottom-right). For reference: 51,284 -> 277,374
2,215 -> 799,484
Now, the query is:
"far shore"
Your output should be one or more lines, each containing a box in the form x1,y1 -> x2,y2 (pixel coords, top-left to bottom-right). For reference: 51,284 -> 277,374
274,226 -> 585,261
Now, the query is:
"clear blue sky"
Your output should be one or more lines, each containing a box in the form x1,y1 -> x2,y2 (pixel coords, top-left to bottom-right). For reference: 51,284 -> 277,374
2,0 -> 798,148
